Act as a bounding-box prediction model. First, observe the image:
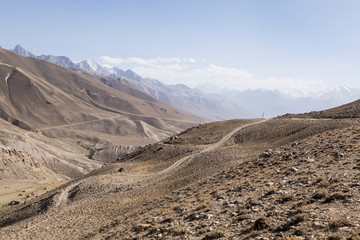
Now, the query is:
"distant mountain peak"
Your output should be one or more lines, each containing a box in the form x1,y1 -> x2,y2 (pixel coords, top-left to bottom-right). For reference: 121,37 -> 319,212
77,59 -> 114,76
12,44 -> 36,58
79,59 -> 98,69
8,44 -> 360,119
82,58 -> 97,66
122,69 -> 142,81
13,44 -> 23,49
341,85 -> 352,93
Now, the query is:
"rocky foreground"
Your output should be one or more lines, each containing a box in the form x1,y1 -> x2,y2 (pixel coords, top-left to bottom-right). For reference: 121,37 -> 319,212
1,118 -> 360,240
104,125 -> 360,240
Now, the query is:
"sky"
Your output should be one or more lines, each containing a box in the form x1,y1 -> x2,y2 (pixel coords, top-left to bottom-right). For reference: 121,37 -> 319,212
1,0 -> 360,97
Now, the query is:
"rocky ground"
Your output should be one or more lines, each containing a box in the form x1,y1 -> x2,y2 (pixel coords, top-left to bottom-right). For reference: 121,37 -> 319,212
1,118 -> 360,240
107,124 -> 360,240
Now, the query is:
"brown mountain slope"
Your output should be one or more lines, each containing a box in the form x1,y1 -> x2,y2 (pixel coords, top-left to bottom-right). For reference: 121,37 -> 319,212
0,147 -> 60,181
0,48 -> 203,185
0,117 -> 101,179
1,115 -> 360,239
0,48 -> 202,142
0,48 -> 202,169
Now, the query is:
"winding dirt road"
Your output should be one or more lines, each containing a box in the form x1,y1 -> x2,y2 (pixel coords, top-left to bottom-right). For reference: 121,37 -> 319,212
55,182 -> 81,207
54,119 -> 267,206
154,119 -> 267,175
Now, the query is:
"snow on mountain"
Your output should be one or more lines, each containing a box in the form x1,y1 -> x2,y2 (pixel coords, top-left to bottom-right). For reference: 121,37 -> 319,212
316,86 -> 360,102
38,55 -> 77,68
12,44 -> 36,58
78,59 -> 114,76
9,44 -> 360,119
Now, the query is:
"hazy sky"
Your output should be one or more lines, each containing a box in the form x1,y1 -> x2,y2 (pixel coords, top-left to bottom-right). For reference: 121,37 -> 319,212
2,0 -> 360,96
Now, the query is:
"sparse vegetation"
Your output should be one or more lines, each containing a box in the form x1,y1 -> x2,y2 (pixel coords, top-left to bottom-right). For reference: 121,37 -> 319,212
0,204 -> 9,212
77,141 -> 96,159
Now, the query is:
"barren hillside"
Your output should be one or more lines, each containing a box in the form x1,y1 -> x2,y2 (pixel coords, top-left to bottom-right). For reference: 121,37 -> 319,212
0,48 -> 201,142
0,48 -> 202,179
0,111 -> 359,239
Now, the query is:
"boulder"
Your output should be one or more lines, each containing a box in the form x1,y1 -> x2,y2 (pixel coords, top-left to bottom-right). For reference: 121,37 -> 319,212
9,200 -> 20,206
259,152 -> 272,159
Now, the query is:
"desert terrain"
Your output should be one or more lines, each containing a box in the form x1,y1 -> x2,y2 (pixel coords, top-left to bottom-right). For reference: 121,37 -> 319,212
1,48 -> 360,240
0,47 -> 204,236
2,2 -> 359,239
1,99 -> 360,239
0,48 -> 202,193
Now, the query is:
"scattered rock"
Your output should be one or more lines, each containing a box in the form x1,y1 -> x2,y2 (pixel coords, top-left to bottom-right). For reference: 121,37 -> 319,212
335,152 -> 344,158
284,153 -> 294,160
300,157 -> 315,163
154,147 -> 163,152
259,152 -> 272,159
202,232 -> 224,240
288,167 -> 299,173
9,200 -> 20,205
252,217 -> 271,231
132,223 -> 151,233
170,136 -> 179,141
312,190 -> 327,200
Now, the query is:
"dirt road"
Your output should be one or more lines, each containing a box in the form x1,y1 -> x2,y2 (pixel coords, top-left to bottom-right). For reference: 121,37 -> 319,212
55,182 -> 81,207
153,119 -> 267,175
54,119 -> 267,206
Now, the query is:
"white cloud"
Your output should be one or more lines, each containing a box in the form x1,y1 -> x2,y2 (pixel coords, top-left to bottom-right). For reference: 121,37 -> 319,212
99,55 -> 329,97
100,56 -> 125,65
188,57 -> 197,63
100,56 -> 185,67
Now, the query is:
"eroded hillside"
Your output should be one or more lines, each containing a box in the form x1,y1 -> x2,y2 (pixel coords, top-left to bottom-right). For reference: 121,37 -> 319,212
0,48 -> 202,182
1,115 -> 360,239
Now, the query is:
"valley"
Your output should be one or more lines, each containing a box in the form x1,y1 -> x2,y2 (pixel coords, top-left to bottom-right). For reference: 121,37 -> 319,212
1,107 -> 360,239
1,46 -> 360,240
0,47 -> 204,229
2,2 -> 360,239
0,48 -> 202,181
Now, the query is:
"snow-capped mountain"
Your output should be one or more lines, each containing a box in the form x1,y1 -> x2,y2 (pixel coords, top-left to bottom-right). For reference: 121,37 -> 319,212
205,88 -> 344,118
77,59 -> 114,76
12,44 -> 36,58
10,45 -> 251,120
95,67 -> 252,120
38,55 -> 77,68
9,44 -> 360,119
316,86 -> 360,102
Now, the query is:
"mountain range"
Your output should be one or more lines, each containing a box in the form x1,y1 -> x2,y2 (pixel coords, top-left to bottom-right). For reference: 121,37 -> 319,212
0,47 -> 201,179
12,45 -> 360,118
1,44 -> 360,239
11,44 -> 360,120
